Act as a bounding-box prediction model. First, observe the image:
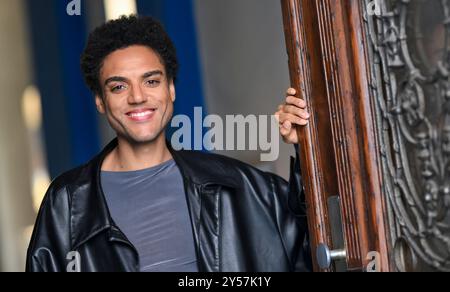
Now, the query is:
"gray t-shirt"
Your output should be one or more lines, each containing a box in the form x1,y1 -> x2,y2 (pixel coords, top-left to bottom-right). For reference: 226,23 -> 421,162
101,159 -> 198,272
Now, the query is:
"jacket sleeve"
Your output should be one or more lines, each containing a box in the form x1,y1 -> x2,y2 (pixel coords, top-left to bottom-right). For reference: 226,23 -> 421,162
26,183 -> 71,272
270,150 -> 312,272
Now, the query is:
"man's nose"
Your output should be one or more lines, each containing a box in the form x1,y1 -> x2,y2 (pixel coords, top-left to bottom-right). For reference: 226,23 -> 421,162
128,85 -> 147,104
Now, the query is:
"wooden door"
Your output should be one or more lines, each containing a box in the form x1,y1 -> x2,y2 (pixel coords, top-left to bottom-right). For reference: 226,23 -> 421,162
281,0 -> 450,272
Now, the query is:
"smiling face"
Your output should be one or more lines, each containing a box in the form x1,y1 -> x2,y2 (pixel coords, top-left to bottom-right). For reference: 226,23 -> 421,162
96,45 -> 176,145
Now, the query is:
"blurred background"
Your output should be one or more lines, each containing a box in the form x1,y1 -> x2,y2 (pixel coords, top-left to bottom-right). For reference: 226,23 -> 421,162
0,0 -> 294,272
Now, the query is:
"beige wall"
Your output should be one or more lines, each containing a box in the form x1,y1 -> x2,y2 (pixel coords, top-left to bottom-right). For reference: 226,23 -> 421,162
0,0 -> 35,272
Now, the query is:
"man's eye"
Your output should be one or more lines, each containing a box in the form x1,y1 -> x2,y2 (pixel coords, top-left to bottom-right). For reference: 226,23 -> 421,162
111,85 -> 126,92
146,80 -> 160,87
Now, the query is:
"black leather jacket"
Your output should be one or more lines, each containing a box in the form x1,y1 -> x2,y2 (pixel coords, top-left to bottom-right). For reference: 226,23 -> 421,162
26,139 -> 311,272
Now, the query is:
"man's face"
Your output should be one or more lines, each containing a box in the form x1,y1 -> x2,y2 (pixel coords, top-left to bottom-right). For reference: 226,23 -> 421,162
96,45 -> 175,144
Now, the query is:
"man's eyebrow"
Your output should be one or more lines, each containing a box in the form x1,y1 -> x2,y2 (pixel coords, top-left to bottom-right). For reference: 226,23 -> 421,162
104,71 -> 164,86
142,70 -> 163,79
104,76 -> 128,86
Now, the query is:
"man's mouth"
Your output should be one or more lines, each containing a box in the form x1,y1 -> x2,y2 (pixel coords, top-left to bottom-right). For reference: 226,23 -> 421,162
126,108 -> 156,122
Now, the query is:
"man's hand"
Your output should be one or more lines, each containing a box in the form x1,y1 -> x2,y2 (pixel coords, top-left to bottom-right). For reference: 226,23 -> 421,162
275,88 -> 310,144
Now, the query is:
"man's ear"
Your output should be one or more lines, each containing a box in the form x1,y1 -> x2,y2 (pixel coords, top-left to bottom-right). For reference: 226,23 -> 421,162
95,95 -> 106,114
169,80 -> 176,102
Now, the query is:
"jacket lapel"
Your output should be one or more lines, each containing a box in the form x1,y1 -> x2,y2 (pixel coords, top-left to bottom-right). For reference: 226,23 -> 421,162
71,140 -> 117,250
168,144 -> 241,272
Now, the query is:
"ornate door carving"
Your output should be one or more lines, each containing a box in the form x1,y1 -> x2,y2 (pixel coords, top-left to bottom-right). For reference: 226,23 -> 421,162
365,0 -> 450,272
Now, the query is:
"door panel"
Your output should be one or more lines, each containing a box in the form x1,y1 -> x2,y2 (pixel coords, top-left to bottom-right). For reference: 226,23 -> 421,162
280,0 -> 450,272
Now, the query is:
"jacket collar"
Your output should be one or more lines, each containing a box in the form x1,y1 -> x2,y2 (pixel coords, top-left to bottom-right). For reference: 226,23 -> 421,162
71,138 -> 238,250
167,143 -> 240,189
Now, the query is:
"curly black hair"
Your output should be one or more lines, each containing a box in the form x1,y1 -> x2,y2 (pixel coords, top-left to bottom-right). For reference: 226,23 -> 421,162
81,15 -> 178,96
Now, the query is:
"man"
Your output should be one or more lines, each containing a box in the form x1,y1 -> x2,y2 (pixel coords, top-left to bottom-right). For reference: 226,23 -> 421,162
26,16 -> 311,272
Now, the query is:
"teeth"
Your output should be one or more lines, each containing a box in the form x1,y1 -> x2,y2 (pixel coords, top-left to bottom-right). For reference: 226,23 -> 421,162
129,111 -> 152,118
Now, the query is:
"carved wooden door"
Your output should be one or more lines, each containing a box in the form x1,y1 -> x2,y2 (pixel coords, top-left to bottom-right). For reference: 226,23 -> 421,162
281,0 -> 450,272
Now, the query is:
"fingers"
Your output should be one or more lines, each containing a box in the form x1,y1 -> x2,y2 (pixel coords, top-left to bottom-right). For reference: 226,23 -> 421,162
277,119 -> 291,136
285,88 -> 307,109
283,120 -> 292,130
281,104 -> 310,119
279,121 -> 291,136
285,95 -> 307,109
279,119 -> 298,144
277,88 -> 305,145
274,113 -> 292,129
286,88 -> 296,96
277,112 -> 309,126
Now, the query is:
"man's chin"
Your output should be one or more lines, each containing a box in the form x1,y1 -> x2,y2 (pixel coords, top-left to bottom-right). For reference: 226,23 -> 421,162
128,135 -> 158,144
121,131 -> 165,145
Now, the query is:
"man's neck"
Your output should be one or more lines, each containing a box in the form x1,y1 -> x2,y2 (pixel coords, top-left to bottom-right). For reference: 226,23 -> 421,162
102,135 -> 173,172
